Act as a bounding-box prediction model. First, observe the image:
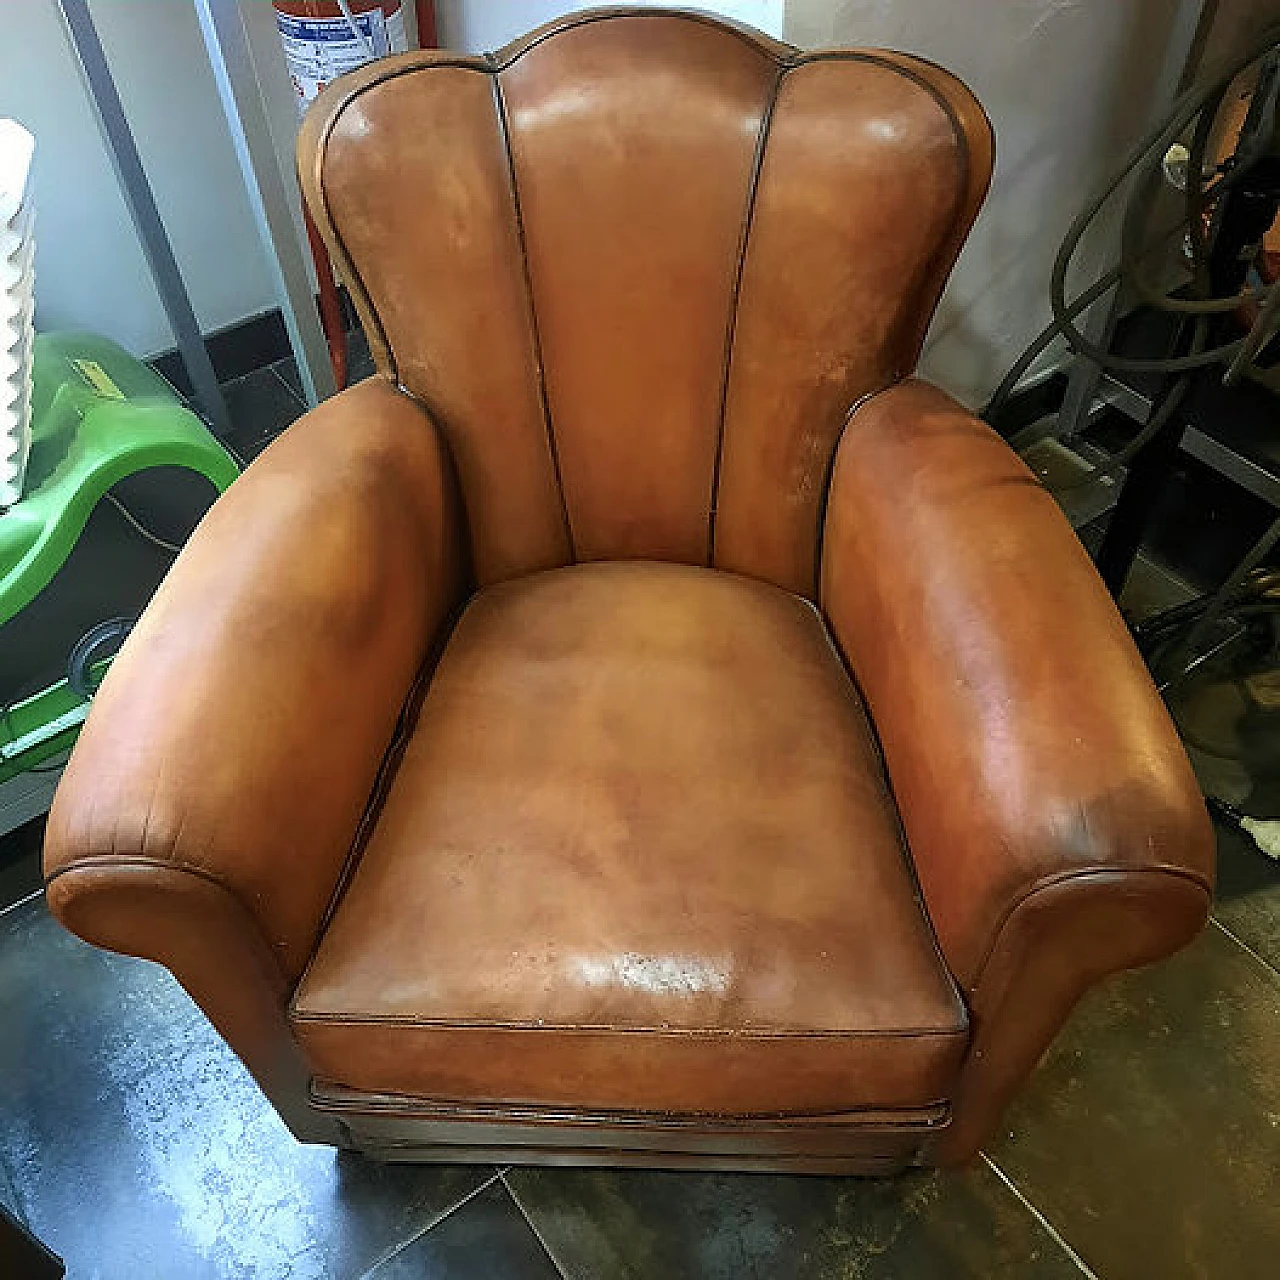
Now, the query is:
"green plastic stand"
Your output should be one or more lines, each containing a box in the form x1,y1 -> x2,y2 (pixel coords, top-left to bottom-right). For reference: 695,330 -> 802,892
0,332 -> 239,781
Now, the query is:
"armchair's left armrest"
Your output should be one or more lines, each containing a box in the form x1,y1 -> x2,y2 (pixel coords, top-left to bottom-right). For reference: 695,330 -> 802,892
42,380 -> 465,1137
820,379 -> 1213,1163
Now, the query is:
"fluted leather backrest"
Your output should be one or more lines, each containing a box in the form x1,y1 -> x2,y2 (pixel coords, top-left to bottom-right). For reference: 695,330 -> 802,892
300,7 -> 992,594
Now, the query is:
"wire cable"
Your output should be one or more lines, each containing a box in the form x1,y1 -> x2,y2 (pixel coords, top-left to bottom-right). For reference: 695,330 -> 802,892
1048,31 -> 1280,373
1159,512 -> 1280,689
986,24 -> 1280,419
985,26 -> 1280,693
983,167 -> 1249,421
104,493 -> 183,556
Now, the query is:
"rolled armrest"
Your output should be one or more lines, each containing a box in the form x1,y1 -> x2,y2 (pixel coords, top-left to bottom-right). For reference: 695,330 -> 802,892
820,379 -> 1213,1161
43,379 -> 464,1130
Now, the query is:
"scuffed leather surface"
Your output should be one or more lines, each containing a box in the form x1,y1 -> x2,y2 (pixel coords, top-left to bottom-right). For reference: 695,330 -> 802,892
316,67 -> 572,584
929,868 -> 1209,1164
821,380 -> 1213,987
499,18 -> 774,564
45,861 -> 343,1144
293,562 -> 967,1113
714,53 -> 988,594
44,379 -> 465,983
821,380 -> 1213,1160
299,9 -> 992,590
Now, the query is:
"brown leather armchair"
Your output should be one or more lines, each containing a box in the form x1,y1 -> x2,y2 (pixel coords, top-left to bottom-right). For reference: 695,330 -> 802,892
43,8 -> 1213,1174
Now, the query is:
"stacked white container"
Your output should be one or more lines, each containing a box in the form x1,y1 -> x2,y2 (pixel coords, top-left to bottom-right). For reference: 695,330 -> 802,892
0,120 -> 35,511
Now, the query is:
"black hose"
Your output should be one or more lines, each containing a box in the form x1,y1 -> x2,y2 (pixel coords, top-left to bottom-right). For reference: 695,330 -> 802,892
1158,513 -> 1280,689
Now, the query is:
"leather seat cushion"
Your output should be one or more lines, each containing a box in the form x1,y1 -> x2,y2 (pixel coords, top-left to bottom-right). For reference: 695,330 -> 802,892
292,562 -> 968,1115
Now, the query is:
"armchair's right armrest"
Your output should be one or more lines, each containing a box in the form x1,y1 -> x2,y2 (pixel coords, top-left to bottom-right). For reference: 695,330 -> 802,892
820,380 -> 1214,1163
43,379 -> 464,1136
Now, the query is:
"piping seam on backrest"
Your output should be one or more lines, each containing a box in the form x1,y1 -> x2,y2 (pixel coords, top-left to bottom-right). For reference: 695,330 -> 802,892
308,56 -> 494,390
707,64 -> 785,568
489,57 -> 578,562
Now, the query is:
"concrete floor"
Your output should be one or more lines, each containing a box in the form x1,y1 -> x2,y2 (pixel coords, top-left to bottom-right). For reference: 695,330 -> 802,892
0,347 -> 1277,1277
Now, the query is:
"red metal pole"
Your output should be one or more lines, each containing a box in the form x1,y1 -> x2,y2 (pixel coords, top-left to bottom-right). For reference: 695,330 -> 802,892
414,0 -> 438,47
304,206 -> 347,391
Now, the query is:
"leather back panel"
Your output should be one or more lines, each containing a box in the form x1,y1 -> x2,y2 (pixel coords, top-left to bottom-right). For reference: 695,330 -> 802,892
300,11 -> 992,592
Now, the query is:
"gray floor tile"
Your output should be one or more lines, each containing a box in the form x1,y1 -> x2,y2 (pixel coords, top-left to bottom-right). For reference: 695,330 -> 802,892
273,354 -> 304,400
987,922 -> 1280,1280
276,330 -> 376,400
366,1178 -> 561,1279
277,328 -> 375,398
0,899 -> 492,1280
1214,816 -> 1280,973
220,366 -> 305,462
506,1159 -> 1083,1280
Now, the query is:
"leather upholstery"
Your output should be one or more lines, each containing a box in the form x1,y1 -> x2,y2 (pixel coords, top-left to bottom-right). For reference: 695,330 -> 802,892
293,563 -> 967,1114
44,9 -> 1212,1174
43,380 -> 463,1141
297,9 -> 988,589
820,380 -> 1213,1161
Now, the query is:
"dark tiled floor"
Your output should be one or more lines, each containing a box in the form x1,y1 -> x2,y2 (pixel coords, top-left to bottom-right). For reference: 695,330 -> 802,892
1,347 -> 1278,1276
1215,814 -> 1280,971
989,921 -> 1280,1280
218,364 -> 307,464
0,898 -> 495,1279
216,328 -> 375,465
503,1161 -> 1085,1278
272,326 -> 376,402
365,1179 -> 560,1279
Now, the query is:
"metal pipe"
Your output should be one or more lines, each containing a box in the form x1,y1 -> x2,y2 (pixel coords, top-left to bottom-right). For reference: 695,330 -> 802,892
56,0 -> 231,438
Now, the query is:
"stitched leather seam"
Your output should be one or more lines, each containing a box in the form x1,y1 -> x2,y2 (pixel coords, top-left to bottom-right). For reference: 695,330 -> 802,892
295,597 -> 468,987
488,60 -> 577,561
707,64 -> 784,568
967,864 -> 1213,997
316,45 -> 974,149
308,96 -> 399,384
309,1090 -> 951,1126
45,855 -> 281,972
787,52 -> 974,221
812,379 -> 902,597
289,1011 -> 969,1038
304,667 -> 434,964
809,55 -> 980,596
813,616 -> 970,1027
48,852 -> 238,896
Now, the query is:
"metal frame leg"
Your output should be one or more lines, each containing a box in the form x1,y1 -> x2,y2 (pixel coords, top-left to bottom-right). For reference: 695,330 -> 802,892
56,0 -> 231,438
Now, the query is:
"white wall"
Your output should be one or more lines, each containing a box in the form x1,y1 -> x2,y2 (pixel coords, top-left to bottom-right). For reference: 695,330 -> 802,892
0,0 -> 275,358
436,0 -> 784,50
784,0 -> 1201,405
